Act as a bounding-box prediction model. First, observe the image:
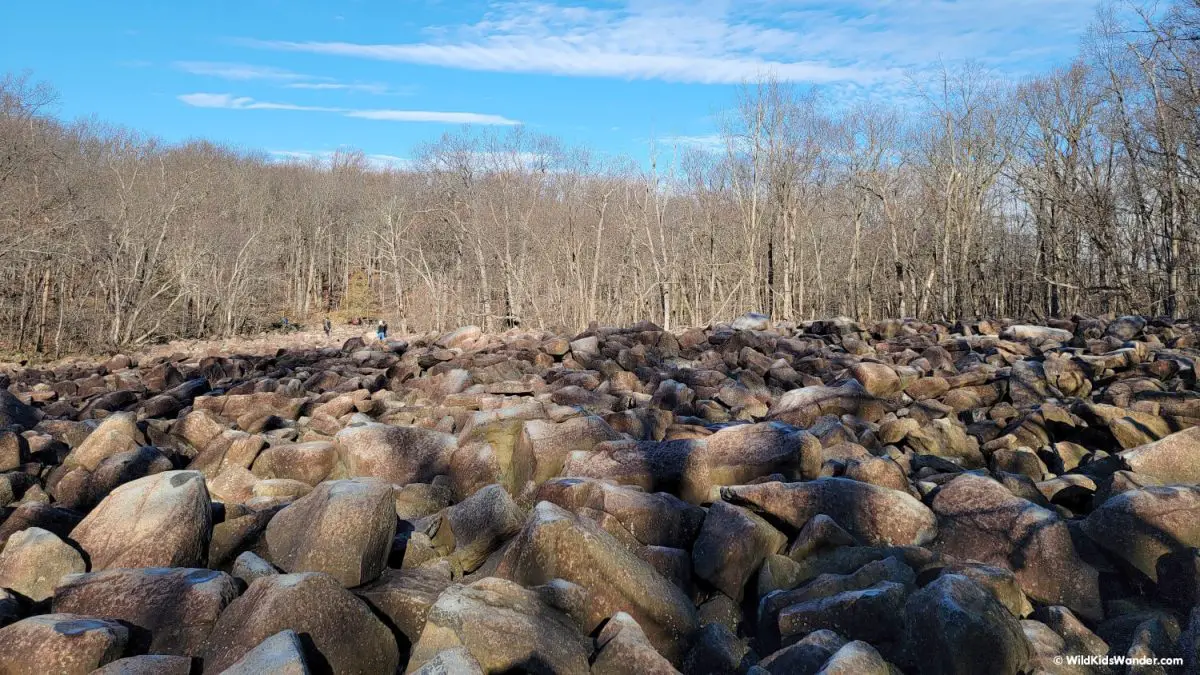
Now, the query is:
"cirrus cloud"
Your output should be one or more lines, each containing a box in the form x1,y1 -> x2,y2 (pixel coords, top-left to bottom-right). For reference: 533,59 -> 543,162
241,0 -> 1100,87
177,92 -> 520,125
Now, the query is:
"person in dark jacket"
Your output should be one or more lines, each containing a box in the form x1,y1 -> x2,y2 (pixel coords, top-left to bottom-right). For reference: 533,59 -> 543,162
376,319 -> 388,341
323,317 -> 332,338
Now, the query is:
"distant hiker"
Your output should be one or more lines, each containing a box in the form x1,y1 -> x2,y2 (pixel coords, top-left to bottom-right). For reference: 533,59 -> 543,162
377,319 -> 388,341
323,317 -> 332,338
281,317 -> 289,331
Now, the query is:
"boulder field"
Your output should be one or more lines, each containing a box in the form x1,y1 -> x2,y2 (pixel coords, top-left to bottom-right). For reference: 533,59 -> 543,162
1,314 -> 1199,672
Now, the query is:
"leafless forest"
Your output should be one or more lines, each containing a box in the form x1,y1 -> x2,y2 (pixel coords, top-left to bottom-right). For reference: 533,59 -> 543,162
2,3 -> 1200,356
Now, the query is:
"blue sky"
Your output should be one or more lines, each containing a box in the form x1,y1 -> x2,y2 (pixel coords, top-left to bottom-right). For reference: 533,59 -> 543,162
1,0 -> 1102,166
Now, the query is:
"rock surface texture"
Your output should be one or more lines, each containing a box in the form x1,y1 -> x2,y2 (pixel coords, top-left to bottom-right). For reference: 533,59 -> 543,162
0,314 -> 1197,672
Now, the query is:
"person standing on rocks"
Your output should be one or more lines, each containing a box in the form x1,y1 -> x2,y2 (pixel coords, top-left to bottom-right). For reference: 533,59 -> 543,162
376,319 -> 388,342
323,317 -> 332,339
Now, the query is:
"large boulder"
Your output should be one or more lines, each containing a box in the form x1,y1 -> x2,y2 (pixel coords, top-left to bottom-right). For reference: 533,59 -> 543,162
722,478 -> 937,547
692,500 -> 786,602
0,501 -> 84,548
91,655 -> 194,675
436,483 -> 524,573
561,438 -> 698,495
353,568 -> 454,651
216,630 -> 309,675
0,526 -> 85,601
52,446 -> 174,510
1082,485 -> 1200,581
194,392 -> 305,426
758,631 -> 845,675
406,577 -> 591,674
850,362 -> 903,398
70,470 -> 212,570
1119,426 -> 1200,484
537,478 -> 705,550
53,567 -> 238,656
1000,325 -> 1072,343
61,412 -> 141,471
777,580 -> 909,645
516,416 -> 624,484
333,423 -> 456,485
250,441 -> 338,486
496,501 -> 699,663
759,557 -> 915,648
930,474 -> 1101,621
679,422 -> 821,504
903,574 -> 1031,675
817,640 -> 892,675
200,572 -> 398,674
0,389 -> 39,430
409,647 -> 483,674
265,478 -> 397,587
0,613 -> 129,674
769,382 -> 886,428
592,611 -> 679,675
188,430 -> 265,479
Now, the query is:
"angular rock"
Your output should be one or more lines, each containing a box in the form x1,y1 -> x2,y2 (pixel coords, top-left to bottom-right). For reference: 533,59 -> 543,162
593,611 -> 679,675
760,557 -> 915,648
436,483 -> 524,573
91,655 -> 194,675
217,630 -> 309,675
816,641 -> 891,675
496,501 -> 699,662
930,473 -> 1101,620
53,567 -> 238,656
0,613 -> 129,675
758,630 -> 845,675
71,470 -> 212,570
53,446 -> 175,510
250,441 -> 337,486
406,577 -> 591,675
334,423 -> 457,485
769,383 -> 885,429
680,422 -> 822,504
265,478 -> 397,587
692,500 -> 786,602
200,572 -> 398,674
0,526 -> 85,601
1120,426 -> 1200,484
0,390 -> 39,431
409,646 -> 483,675
353,567 -> 454,650
903,574 -> 1031,675
0,501 -> 84,548
1034,605 -> 1109,658
516,416 -> 624,484
232,551 -> 278,587
537,478 -> 705,550
62,412 -> 141,472
722,478 -> 937,547
682,622 -> 751,675
1082,484 -> 1200,582
778,580 -> 908,645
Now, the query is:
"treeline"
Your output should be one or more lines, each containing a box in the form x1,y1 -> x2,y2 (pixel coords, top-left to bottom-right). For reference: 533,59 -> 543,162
2,2 -> 1200,356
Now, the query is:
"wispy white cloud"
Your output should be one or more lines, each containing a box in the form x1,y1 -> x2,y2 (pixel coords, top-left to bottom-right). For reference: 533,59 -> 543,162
175,61 -> 405,96
283,82 -> 393,94
177,92 -> 520,125
250,39 -> 875,84
243,0 -> 1100,87
659,134 -> 727,152
269,149 -> 413,170
177,93 -> 338,112
174,61 -> 314,81
347,109 -> 519,125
